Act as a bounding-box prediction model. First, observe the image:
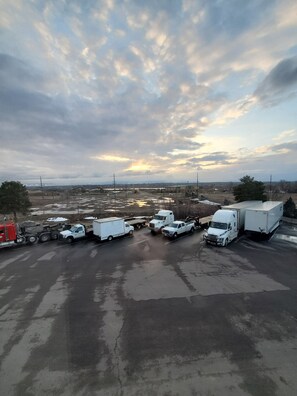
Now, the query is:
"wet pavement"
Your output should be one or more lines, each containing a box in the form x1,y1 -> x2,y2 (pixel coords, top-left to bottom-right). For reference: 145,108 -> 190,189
0,223 -> 297,395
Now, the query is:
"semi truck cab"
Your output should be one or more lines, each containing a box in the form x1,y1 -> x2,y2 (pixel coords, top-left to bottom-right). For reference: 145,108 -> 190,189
203,210 -> 238,246
149,210 -> 174,234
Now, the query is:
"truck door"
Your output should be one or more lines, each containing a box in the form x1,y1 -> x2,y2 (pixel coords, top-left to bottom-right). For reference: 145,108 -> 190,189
74,226 -> 85,239
230,214 -> 238,240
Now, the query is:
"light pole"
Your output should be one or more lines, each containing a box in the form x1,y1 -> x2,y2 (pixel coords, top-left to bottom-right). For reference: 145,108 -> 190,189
196,169 -> 199,199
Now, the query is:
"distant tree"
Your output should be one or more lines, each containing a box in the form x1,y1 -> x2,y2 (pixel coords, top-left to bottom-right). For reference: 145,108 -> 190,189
0,181 -> 31,221
233,175 -> 267,202
283,197 -> 296,218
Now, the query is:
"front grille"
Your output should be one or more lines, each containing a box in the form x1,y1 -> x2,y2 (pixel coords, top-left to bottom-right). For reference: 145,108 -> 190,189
149,223 -> 154,229
207,234 -> 217,242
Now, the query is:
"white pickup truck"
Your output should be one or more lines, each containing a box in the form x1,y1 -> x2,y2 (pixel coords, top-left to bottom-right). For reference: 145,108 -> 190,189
162,220 -> 195,239
59,223 -> 93,243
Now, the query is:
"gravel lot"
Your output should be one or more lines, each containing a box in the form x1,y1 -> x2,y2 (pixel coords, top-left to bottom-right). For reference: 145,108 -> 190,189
0,223 -> 297,395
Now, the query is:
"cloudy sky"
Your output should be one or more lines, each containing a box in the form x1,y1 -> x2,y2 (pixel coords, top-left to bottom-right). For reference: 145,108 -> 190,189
1,0 -> 297,186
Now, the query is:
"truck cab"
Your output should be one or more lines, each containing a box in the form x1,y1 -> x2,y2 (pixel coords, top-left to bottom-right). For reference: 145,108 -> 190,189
149,210 -> 174,234
59,223 -> 92,243
203,210 -> 238,246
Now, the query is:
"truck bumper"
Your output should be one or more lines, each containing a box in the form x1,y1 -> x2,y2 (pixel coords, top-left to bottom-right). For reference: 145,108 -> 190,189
204,237 -> 224,246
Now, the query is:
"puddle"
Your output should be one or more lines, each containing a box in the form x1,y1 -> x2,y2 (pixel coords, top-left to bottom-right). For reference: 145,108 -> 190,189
127,199 -> 149,207
274,234 -> 297,244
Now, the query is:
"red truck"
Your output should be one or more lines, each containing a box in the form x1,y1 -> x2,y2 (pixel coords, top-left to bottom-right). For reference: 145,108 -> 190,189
0,222 -> 37,248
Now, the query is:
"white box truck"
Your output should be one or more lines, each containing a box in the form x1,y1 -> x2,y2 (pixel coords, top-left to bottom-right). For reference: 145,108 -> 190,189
244,201 -> 283,234
93,217 -> 134,241
203,201 -> 261,246
148,210 -> 174,234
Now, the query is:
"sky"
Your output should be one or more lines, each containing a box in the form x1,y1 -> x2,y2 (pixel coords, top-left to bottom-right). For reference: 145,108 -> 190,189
1,0 -> 297,186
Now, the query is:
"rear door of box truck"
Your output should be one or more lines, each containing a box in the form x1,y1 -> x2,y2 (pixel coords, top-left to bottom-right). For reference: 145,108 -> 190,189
245,210 -> 267,233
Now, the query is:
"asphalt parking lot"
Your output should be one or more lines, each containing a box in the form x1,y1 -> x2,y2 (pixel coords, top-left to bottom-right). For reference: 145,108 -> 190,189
0,223 -> 297,396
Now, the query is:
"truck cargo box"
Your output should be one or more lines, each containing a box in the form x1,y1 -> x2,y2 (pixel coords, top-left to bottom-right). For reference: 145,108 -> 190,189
222,201 -> 262,230
93,217 -> 133,241
244,201 -> 283,234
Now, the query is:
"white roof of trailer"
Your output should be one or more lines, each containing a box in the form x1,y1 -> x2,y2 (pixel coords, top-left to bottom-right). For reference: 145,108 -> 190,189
222,201 -> 262,210
94,217 -> 122,223
246,201 -> 283,212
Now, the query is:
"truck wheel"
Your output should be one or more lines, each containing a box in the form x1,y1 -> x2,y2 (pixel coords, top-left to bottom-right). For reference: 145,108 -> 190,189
66,236 -> 73,244
224,238 -> 229,247
108,235 -> 113,241
173,232 -> 178,239
39,233 -> 50,243
190,227 -> 194,233
129,230 -> 133,236
27,235 -> 37,244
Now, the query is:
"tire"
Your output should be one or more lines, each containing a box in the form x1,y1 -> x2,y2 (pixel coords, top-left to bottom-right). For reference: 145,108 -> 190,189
26,235 -> 37,244
66,236 -> 73,244
39,233 -> 50,243
224,238 -> 229,247
107,235 -> 113,241
190,227 -> 194,233
173,232 -> 178,239
129,230 -> 133,236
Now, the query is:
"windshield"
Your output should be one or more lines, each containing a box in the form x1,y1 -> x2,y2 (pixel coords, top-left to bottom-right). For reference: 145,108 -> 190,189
170,223 -> 178,228
210,221 -> 227,230
69,226 -> 78,232
154,215 -> 165,220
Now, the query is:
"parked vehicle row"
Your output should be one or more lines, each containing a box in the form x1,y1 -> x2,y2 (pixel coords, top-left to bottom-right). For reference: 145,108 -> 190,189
0,201 -> 283,249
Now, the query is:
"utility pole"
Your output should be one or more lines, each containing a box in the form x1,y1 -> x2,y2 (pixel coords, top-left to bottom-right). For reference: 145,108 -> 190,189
269,174 -> 272,201
40,176 -> 45,215
113,173 -> 116,191
40,176 -> 44,199
196,170 -> 199,199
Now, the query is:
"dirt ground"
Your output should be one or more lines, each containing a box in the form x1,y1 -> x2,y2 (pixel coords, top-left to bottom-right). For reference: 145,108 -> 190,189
25,186 -> 227,223
24,185 -> 297,224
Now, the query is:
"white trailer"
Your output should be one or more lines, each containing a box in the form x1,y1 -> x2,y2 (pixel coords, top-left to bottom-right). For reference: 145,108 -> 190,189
93,217 -> 134,241
221,201 -> 262,230
244,201 -> 283,234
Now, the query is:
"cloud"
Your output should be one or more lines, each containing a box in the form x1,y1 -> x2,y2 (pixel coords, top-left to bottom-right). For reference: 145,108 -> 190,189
93,154 -> 131,162
0,0 -> 297,184
272,129 -> 296,141
254,55 -> 297,105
